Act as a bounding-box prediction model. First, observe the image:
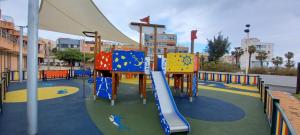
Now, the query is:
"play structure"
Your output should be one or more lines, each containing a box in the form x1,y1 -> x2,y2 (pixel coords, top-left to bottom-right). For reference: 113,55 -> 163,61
88,19 -> 199,134
94,49 -> 148,105
165,52 -> 200,101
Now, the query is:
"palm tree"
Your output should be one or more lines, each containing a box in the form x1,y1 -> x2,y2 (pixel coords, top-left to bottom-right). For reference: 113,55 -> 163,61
231,47 -> 244,68
255,51 -> 268,68
272,56 -> 283,70
200,55 -> 205,69
284,52 -> 294,68
247,45 -> 256,69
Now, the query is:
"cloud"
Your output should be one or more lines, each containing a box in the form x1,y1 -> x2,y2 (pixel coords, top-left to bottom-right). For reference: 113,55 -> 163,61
96,0 -> 300,62
1,0 -> 299,62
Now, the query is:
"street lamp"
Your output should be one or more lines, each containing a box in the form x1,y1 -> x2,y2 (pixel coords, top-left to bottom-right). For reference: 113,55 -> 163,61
244,24 -> 250,75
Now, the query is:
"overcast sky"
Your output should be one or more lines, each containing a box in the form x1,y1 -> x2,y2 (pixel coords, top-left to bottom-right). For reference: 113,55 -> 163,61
1,0 -> 300,63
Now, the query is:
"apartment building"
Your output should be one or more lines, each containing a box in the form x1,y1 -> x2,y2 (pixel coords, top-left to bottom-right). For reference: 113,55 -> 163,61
56,38 -> 82,51
239,38 -> 274,69
144,33 -> 188,60
0,12 -> 47,74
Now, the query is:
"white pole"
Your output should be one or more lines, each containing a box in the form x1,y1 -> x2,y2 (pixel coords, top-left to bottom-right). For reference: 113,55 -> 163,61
27,0 -> 39,134
46,42 -> 50,70
19,26 -> 24,82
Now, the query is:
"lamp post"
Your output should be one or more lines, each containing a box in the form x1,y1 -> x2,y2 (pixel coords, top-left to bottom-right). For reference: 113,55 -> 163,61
244,24 -> 250,75
18,26 -> 26,82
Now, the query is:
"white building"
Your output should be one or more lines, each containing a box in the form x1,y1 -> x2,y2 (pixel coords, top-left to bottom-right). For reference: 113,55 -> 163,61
144,33 -> 188,60
220,55 -> 235,64
240,38 -> 274,69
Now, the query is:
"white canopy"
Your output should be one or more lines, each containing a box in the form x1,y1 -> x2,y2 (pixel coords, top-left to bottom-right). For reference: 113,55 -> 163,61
39,0 -> 138,45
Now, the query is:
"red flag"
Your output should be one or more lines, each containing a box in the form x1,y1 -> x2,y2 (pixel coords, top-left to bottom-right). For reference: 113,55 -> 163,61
191,30 -> 197,40
140,16 -> 150,24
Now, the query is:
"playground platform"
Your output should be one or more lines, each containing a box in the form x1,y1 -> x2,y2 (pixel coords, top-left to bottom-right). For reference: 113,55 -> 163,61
0,79 -> 271,135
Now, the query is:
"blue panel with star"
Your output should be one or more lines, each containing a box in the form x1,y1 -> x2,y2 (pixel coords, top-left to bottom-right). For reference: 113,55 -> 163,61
112,50 -> 145,72
96,77 -> 112,100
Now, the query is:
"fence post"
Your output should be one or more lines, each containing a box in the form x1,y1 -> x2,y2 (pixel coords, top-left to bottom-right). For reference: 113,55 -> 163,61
226,74 -> 230,84
42,70 -> 45,81
271,98 -> 280,135
260,81 -> 264,99
0,82 -> 2,114
247,75 -> 250,85
23,70 -> 25,80
296,62 -> 300,94
258,77 -> 261,93
8,70 -> 11,83
257,76 -> 260,88
263,86 -> 269,113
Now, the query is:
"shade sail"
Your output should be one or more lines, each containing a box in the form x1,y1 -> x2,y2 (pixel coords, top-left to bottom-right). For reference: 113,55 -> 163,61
39,0 -> 138,45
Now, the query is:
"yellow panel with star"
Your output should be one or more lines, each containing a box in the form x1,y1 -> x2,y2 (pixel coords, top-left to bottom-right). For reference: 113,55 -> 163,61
166,53 -> 194,72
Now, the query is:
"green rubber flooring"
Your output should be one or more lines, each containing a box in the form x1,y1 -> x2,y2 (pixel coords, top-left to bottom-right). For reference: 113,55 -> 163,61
85,80 -> 270,135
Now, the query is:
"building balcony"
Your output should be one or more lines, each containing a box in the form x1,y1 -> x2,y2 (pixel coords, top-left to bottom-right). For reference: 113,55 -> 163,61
0,20 -> 14,30
0,36 -> 45,58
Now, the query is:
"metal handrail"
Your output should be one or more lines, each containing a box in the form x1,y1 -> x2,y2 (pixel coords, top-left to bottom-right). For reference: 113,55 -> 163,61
274,103 -> 297,135
0,74 -> 7,114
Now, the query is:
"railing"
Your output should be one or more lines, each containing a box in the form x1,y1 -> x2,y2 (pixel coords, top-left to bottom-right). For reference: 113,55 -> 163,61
73,69 -> 92,78
0,72 -> 9,114
198,71 -> 258,85
257,77 -> 296,135
7,69 -> 93,81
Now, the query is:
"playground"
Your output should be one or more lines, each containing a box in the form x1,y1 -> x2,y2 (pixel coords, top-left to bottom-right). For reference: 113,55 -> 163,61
0,1 -> 298,134
0,78 -> 270,135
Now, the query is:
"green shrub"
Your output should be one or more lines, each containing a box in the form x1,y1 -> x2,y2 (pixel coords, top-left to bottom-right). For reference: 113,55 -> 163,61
249,67 -> 268,74
201,62 -> 239,72
249,67 -> 297,76
270,68 -> 297,76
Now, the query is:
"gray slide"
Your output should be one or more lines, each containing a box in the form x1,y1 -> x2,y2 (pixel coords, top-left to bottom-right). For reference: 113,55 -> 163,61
151,71 -> 190,134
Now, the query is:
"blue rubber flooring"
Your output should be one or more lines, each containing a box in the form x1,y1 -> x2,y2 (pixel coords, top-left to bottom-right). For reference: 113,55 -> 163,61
0,79 -> 102,135
175,96 -> 245,121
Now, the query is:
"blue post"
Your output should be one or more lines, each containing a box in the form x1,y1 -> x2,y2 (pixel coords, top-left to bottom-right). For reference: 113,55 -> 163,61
247,75 -> 250,85
226,74 -> 230,84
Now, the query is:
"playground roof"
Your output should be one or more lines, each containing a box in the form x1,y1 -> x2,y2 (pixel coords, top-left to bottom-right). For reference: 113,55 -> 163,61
39,0 -> 138,45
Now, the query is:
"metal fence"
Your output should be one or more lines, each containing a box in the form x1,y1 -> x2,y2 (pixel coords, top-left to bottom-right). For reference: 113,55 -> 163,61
7,69 -> 93,81
198,71 -> 258,85
257,77 -> 296,135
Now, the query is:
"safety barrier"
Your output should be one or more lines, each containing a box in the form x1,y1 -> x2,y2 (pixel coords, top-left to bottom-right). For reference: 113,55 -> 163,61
42,70 -> 69,80
73,69 -> 92,78
199,71 -> 258,85
7,70 -> 82,81
0,72 -> 9,114
257,77 -> 296,135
